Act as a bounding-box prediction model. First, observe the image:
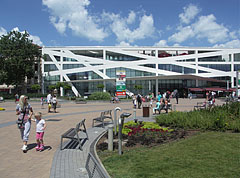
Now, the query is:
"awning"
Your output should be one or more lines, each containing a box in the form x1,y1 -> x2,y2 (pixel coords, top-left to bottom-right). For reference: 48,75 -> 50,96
204,87 -> 227,91
188,88 -> 205,92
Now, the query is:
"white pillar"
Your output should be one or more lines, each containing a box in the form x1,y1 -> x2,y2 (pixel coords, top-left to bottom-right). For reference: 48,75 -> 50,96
231,53 -> 234,88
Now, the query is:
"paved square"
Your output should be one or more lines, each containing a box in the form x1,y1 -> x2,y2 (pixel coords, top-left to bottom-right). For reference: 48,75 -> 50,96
0,98 -> 225,178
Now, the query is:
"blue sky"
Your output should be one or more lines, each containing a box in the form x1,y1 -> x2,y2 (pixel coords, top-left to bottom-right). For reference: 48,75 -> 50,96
0,0 -> 239,48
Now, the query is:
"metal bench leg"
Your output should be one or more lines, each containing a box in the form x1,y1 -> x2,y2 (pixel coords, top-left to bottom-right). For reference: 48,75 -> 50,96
60,137 -> 63,150
76,134 -> 83,151
83,122 -> 88,140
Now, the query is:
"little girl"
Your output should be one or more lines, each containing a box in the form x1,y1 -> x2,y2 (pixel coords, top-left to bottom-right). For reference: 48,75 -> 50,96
32,112 -> 46,151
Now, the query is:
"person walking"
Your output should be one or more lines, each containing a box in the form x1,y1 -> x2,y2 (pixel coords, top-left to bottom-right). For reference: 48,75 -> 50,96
16,95 -> 33,153
32,112 -> 46,151
175,90 -> 179,104
153,100 -> 160,114
47,93 -> 52,113
15,93 -> 19,103
137,94 -> 142,109
40,97 -> 44,109
52,95 -> 58,113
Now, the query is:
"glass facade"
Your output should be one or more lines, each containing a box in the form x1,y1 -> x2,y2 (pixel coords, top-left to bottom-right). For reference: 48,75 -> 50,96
63,64 -> 85,69
199,64 -> 231,72
106,51 -> 144,61
67,71 -> 102,81
198,55 -> 223,62
158,64 -> 195,74
234,53 -> 240,61
44,64 -> 58,72
42,47 -> 240,97
106,67 -> 154,78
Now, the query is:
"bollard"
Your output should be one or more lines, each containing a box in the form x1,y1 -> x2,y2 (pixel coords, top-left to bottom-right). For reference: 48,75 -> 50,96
173,105 -> 176,111
118,113 -> 131,155
114,107 -> 121,135
118,118 -> 122,155
108,124 -> 114,151
133,109 -> 136,120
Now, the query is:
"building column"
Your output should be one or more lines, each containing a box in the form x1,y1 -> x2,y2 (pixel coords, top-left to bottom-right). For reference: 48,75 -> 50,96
60,51 -> 63,96
195,50 -> 198,87
155,49 -> 158,96
155,79 -> 158,97
41,56 -> 45,94
231,53 -> 234,88
103,49 -> 106,92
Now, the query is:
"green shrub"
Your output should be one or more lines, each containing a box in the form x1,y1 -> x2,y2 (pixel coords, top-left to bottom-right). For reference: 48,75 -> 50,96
155,102 -> 240,132
88,92 -> 111,100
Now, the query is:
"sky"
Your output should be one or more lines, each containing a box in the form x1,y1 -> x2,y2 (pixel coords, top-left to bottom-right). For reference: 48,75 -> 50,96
0,0 -> 239,48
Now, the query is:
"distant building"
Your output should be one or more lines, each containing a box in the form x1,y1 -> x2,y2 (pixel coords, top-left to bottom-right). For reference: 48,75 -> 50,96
41,46 -> 240,97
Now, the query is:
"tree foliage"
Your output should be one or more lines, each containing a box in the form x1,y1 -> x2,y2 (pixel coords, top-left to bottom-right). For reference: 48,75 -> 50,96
0,30 -> 41,89
31,84 -> 41,91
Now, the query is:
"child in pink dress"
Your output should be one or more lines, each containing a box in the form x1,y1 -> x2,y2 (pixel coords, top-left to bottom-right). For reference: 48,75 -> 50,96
32,112 -> 46,151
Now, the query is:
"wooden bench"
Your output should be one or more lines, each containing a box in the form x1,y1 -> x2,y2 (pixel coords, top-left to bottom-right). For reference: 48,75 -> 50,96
194,102 -> 206,110
60,119 -> 88,150
92,110 -> 113,128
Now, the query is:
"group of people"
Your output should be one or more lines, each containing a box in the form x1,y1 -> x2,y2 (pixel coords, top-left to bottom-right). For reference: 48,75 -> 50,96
132,90 -> 179,114
16,95 -> 46,152
47,93 -> 58,113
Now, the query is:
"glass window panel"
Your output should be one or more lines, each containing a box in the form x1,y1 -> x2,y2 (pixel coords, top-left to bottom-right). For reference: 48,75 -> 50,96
234,53 -> 240,61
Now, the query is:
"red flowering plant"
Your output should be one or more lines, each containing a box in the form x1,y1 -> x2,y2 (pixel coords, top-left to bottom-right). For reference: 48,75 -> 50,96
123,121 -> 174,146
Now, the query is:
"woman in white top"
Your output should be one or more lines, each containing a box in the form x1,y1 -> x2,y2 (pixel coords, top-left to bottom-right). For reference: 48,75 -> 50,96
16,95 -> 33,152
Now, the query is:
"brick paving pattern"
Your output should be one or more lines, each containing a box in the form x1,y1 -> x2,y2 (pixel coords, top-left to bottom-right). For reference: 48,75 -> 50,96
0,98 -> 225,178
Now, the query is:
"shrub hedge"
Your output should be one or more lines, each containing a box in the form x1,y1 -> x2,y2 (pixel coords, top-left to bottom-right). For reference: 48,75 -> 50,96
155,102 -> 240,132
88,92 -> 111,100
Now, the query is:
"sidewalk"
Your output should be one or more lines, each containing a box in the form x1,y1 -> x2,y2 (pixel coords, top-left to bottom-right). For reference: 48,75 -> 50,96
0,98 -> 225,178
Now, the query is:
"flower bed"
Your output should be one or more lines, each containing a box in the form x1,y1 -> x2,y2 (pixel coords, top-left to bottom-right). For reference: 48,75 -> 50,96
97,121 -> 197,151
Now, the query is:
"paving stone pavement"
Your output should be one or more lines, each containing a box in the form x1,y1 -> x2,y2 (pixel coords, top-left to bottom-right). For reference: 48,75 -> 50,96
0,98 -> 225,178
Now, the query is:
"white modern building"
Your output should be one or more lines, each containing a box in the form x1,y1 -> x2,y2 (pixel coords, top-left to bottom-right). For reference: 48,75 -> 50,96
42,46 -> 240,97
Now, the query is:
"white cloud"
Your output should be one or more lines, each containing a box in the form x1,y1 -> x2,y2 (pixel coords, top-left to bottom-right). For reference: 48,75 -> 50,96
168,26 -> 194,43
104,12 -> 155,43
169,13 -> 230,44
154,40 -> 168,47
126,11 -> 136,24
179,4 -> 200,24
213,39 -> 240,48
0,27 -> 7,36
42,0 -> 108,41
193,14 -> 229,43
0,27 -> 43,46
116,41 -> 131,46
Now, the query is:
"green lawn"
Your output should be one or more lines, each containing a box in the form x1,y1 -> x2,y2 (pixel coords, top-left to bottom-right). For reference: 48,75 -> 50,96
98,132 -> 240,178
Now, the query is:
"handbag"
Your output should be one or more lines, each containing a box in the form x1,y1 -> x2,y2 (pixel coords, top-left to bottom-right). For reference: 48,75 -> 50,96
16,108 -> 26,129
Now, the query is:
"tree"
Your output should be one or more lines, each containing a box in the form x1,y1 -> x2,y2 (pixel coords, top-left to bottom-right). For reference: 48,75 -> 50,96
134,85 -> 143,94
0,30 -> 41,92
31,84 -> 41,92
97,83 -> 104,91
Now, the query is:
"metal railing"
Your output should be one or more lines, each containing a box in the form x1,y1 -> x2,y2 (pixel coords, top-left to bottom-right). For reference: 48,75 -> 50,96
85,153 -> 110,178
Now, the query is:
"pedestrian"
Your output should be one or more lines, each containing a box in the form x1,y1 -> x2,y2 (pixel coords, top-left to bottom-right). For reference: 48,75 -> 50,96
40,97 -> 44,109
52,95 -> 58,113
133,95 -> 137,109
16,95 -> 33,153
137,94 -> 142,109
15,93 -> 19,103
47,93 -> 52,113
157,92 -> 162,102
153,100 -> 160,114
32,112 -> 46,151
175,90 -> 179,104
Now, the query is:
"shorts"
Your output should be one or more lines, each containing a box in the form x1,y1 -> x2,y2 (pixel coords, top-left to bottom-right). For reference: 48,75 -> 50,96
36,132 -> 44,140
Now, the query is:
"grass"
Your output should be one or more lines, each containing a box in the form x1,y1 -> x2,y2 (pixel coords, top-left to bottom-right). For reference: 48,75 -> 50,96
98,132 -> 240,178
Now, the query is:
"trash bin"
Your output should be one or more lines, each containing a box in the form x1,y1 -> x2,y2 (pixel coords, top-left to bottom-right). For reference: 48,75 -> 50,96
142,105 -> 150,117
